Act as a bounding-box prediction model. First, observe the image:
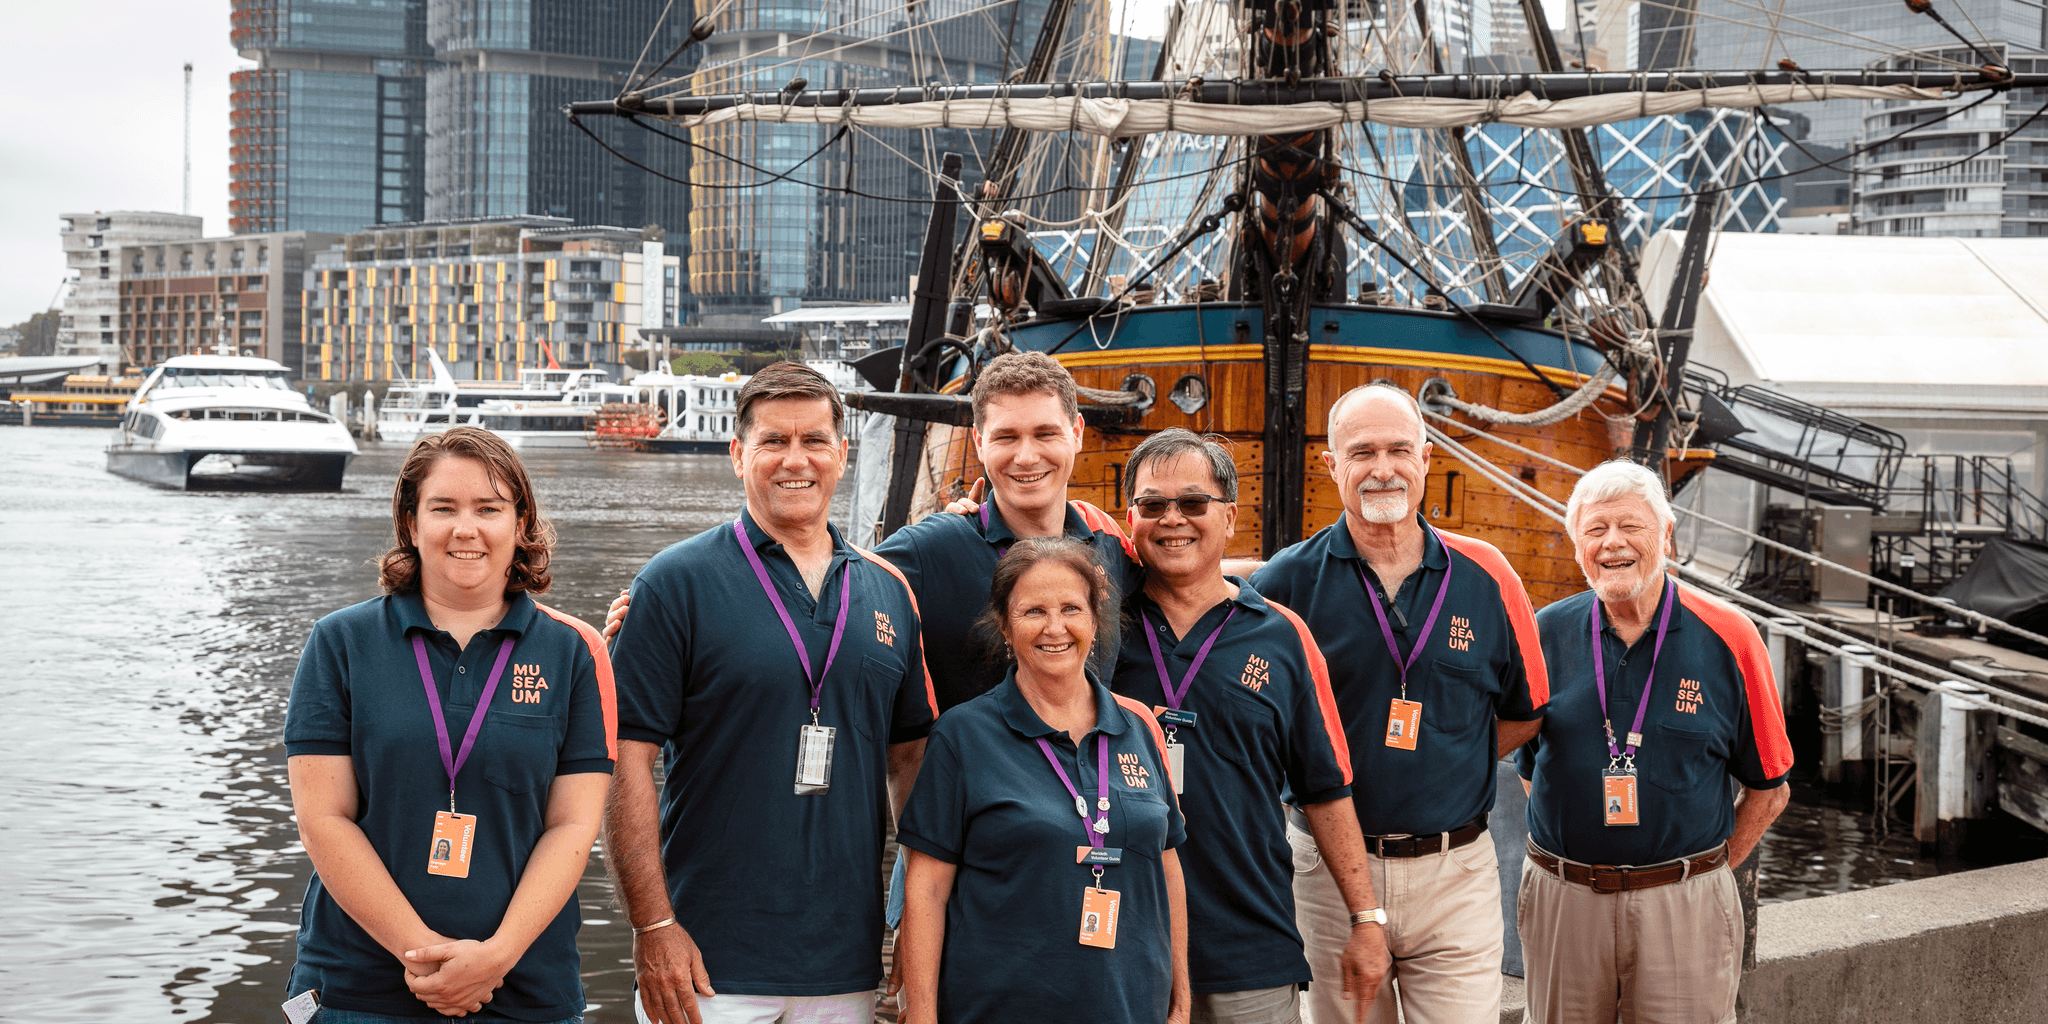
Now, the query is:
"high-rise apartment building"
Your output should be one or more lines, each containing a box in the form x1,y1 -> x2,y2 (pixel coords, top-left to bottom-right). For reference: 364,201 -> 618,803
229,0 -> 690,240
1852,47 -> 2048,237
116,231 -> 339,374
300,216 -> 680,383
55,211 -> 204,372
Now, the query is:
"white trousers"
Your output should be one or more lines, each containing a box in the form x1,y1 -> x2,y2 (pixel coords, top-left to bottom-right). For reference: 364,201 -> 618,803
634,988 -> 875,1024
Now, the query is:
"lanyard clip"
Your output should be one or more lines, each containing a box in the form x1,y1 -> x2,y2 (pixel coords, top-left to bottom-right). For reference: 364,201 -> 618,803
810,705 -> 821,726
449,788 -> 457,814
1092,864 -> 1105,884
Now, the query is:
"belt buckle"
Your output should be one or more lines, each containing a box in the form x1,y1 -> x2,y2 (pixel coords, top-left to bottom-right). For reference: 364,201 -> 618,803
1589,865 -> 1630,895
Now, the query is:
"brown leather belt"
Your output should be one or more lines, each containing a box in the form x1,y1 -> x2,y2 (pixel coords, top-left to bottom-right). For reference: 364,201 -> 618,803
1525,839 -> 1728,894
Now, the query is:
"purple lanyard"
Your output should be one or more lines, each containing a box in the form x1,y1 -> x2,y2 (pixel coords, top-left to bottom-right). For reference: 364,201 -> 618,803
978,502 -> 1013,558
1360,533 -> 1453,699
412,635 -> 516,809
1142,607 -> 1236,712
734,518 -> 852,720
1591,577 -> 1678,763
1036,732 -> 1112,850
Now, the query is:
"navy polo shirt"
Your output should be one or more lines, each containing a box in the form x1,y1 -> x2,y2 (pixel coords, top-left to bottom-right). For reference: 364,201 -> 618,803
873,496 -> 1142,711
610,509 -> 937,997
1517,581 -> 1793,866
1110,577 -> 1351,993
1251,514 -> 1549,835
282,590 -> 616,1020
898,673 -> 1186,1024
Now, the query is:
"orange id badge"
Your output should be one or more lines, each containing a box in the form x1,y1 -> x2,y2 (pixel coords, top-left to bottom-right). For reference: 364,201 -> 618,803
426,811 -> 477,877
1078,886 -> 1121,949
1602,771 -> 1640,826
1385,699 -> 1422,750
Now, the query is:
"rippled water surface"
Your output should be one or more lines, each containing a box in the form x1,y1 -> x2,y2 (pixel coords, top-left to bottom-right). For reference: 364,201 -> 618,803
0,424 -> 2001,1022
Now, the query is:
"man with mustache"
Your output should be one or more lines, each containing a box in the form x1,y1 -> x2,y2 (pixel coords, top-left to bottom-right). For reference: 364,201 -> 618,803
605,362 -> 938,1024
1515,460 -> 1790,1024
1251,382 -> 1549,1024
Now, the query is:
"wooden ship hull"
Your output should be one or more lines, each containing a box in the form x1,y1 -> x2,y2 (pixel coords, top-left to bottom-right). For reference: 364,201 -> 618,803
899,301 -> 1643,606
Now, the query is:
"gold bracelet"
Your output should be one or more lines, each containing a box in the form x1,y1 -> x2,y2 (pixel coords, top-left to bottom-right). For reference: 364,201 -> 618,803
632,917 -> 677,936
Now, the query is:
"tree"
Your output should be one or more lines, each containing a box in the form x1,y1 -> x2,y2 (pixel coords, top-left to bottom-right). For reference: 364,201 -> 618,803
670,351 -> 736,376
8,311 -> 61,357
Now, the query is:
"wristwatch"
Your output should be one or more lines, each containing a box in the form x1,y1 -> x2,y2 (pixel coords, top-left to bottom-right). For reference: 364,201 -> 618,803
1350,908 -> 1387,927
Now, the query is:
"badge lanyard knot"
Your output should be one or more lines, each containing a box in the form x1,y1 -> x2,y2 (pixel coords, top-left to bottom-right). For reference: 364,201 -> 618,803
735,518 -> 853,725
1361,533 -> 1454,701
1038,733 -> 1112,884
1141,607 -> 1234,742
413,635 -> 516,813
1592,577 -> 1677,772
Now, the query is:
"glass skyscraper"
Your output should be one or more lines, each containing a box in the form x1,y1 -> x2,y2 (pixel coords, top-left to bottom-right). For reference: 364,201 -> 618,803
230,0 -> 689,239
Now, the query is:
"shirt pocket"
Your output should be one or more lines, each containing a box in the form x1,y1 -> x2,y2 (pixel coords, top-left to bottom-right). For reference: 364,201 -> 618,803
1641,720 -> 1723,797
848,653 -> 904,743
482,711 -> 560,794
1422,660 -> 1492,740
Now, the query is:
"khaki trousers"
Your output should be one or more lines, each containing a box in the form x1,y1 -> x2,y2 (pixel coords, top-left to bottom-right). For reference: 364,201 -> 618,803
1517,851 -> 1741,1024
1289,821 -> 1504,1024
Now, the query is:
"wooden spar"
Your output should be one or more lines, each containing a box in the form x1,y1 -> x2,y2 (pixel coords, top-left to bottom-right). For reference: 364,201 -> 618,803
576,68 -> 2036,117
880,151 -> 963,539
1636,188 -> 1721,468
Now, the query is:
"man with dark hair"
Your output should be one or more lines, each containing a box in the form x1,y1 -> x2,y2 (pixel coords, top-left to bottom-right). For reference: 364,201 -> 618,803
1113,428 -> 1391,1024
1252,383 -> 1549,1024
872,350 -> 1139,712
605,361 -> 938,1024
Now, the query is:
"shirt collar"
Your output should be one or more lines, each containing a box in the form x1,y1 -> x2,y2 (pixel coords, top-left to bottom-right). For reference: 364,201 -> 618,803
979,495 -> 1088,548
995,669 -> 1130,740
393,588 -> 539,641
1596,576 -> 1687,640
1331,511 -> 1448,571
1130,574 -> 1272,623
738,506 -> 854,562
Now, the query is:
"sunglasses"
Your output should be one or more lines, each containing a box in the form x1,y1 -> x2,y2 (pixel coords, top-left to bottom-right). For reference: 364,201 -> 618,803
1131,493 -> 1229,519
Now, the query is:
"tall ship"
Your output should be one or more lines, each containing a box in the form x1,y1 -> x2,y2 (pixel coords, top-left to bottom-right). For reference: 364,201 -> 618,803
106,356 -> 358,490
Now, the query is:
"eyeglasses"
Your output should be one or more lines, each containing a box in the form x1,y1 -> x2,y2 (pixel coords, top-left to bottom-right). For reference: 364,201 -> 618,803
1131,494 -> 1229,519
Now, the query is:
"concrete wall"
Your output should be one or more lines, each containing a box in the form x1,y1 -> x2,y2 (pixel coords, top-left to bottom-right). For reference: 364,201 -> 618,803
1738,858 -> 2048,1023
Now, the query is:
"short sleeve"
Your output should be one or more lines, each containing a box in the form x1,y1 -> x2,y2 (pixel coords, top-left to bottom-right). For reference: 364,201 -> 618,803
889,598 -> 937,743
550,612 -> 618,776
1515,730 -> 1539,781
1491,573 -> 1550,722
896,730 -> 966,864
1272,604 -> 1353,806
871,523 -> 927,597
609,576 -> 690,746
284,618 -> 353,757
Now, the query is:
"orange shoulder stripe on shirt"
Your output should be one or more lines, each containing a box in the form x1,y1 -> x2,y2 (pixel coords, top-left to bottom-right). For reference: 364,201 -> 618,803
1071,499 -> 1141,567
1676,583 -> 1794,780
1434,530 -> 1551,708
1265,599 -> 1353,786
534,602 -> 618,761
1111,691 -> 1181,812
852,545 -> 942,721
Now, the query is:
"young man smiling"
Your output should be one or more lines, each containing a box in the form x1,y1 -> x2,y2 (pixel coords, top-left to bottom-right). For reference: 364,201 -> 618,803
604,362 -> 937,1024
1110,429 -> 1390,1024
1251,382 -> 1548,1024
1515,460 -> 1790,1024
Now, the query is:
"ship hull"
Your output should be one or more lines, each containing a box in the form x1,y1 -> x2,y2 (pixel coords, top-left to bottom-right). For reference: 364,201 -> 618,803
106,448 -> 356,491
913,302 -> 1629,605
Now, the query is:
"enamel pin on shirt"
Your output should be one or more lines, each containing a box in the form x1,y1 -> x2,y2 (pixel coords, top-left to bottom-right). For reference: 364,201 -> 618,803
1037,732 -> 1121,948
1142,607 -> 1235,795
412,634 -> 516,878
735,518 -> 854,796
1361,539 -> 1452,751
1591,578 -> 1677,827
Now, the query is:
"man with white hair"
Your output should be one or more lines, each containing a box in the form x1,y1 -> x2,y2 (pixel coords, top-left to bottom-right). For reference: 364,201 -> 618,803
1252,382 -> 1549,1024
1515,459 -> 1792,1024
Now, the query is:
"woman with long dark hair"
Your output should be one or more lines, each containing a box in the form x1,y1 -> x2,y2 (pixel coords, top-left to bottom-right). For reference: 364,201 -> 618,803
282,427 -> 614,1021
896,536 -> 1190,1024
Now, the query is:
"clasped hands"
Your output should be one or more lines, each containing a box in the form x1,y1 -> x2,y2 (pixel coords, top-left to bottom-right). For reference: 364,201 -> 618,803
403,935 -> 513,1017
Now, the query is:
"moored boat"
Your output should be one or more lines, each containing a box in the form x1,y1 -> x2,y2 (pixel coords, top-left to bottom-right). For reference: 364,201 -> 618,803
106,356 -> 357,490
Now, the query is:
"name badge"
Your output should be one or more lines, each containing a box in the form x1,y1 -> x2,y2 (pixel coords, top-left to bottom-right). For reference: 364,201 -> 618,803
1385,699 -> 1422,750
795,723 -> 836,795
1153,706 -> 1199,728
1602,769 -> 1640,826
281,989 -> 320,1024
1078,886 -> 1121,948
1076,846 -> 1124,865
426,811 -> 476,878
1165,740 -> 1186,795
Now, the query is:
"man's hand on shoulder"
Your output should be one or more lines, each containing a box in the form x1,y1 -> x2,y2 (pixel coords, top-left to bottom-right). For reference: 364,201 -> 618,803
602,589 -> 631,642
942,477 -> 987,516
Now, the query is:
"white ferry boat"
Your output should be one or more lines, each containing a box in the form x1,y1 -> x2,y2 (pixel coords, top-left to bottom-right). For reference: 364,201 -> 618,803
106,356 -> 358,490
378,349 -> 613,444
627,371 -> 745,454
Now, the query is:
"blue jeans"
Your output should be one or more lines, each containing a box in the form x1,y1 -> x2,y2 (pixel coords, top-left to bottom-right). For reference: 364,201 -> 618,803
313,1010 -> 582,1024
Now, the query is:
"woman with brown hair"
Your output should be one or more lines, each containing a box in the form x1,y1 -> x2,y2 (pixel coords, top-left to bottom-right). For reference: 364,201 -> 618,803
896,536 -> 1190,1024
282,427 -> 616,1022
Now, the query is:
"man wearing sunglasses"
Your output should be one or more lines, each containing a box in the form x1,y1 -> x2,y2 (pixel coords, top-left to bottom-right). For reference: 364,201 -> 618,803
1111,428 -> 1390,1024
1251,383 -> 1549,1024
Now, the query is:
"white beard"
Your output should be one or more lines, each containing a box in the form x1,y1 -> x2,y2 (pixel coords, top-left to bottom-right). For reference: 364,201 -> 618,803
1357,481 -> 1410,524
1585,554 -> 1665,603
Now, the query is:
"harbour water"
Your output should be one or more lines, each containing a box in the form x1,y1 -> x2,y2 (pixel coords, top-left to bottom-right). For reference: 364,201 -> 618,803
0,424 -> 1997,1022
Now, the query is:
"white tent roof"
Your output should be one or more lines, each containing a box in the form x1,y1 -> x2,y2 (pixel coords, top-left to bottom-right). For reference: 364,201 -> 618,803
1640,232 -> 2048,406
